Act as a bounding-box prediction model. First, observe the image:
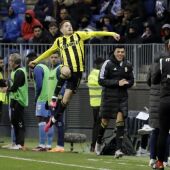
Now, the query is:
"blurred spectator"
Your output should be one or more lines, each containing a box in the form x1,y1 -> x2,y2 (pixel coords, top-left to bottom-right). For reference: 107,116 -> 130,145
2,5 -> 23,43
57,7 -> 76,29
114,8 -> 143,36
11,0 -> 26,16
31,25 -> 51,44
0,0 -> 9,18
124,25 -> 142,44
47,22 -> 59,43
34,0 -> 54,23
57,7 -> 69,24
99,15 -> 113,31
79,15 -> 91,30
155,0 -> 166,20
99,25 -> 116,44
69,0 -> 92,29
161,23 -> 170,42
122,0 -> 140,17
139,0 -> 156,21
56,0 -> 74,7
57,7 -> 73,25
20,10 -> 43,43
110,0 -> 121,17
141,24 -> 161,43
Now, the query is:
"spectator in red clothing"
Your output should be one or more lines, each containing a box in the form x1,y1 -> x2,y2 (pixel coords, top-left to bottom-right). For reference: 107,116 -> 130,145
19,9 -> 43,43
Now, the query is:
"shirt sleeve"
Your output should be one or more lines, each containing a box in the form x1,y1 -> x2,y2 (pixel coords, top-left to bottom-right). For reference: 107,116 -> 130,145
33,66 -> 44,102
33,38 -> 59,63
76,31 -> 117,41
152,61 -> 161,84
98,60 -> 119,87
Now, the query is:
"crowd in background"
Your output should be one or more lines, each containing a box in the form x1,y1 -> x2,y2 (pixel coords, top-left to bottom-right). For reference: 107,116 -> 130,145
0,0 -> 170,44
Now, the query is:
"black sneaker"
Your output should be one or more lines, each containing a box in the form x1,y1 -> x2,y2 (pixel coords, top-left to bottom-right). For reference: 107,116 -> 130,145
32,146 -> 47,151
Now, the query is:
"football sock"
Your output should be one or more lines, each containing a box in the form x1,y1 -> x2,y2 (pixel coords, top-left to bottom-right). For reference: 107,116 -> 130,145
116,121 -> 125,150
96,122 -> 107,144
38,122 -> 46,145
47,126 -> 54,147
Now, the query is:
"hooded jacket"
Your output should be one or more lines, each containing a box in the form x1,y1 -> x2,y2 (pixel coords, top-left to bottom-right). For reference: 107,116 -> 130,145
3,5 -> 23,42
21,9 -> 43,41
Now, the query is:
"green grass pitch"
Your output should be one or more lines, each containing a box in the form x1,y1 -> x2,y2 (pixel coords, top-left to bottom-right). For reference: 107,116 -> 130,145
0,138 -> 166,170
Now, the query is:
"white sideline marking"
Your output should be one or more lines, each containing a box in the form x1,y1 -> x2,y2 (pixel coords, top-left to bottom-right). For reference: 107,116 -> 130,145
87,159 -> 98,161
118,162 -> 127,165
0,155 -> 109,170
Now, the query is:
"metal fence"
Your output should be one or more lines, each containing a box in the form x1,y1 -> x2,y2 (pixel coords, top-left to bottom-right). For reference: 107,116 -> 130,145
0,43 -> 165,81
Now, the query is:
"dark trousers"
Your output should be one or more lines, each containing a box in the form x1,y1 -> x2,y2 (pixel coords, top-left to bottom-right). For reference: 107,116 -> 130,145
150,128 -> 170,161
10,100 -> 25,146
141,134 -> 149,149
91,107 -> 100,149
157,102 -> 170,161
55,113 -> 64,147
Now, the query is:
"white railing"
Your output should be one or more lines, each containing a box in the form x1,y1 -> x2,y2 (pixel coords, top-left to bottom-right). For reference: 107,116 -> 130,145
0,43 -> 166,81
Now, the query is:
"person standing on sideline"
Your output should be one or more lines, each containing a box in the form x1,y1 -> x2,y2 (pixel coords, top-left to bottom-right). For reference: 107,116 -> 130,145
151,39 -> 170,170
47,53 -> 66,153
29,20 -> 120,132
0,57 -> 7,143
95,45 -> 134,158
0,57 -> 6,117
87,57 -> 104,152
147,56 -> 170,168
0,56 -> 16,149
26,52 -> 54,151
2,53 -> 28,150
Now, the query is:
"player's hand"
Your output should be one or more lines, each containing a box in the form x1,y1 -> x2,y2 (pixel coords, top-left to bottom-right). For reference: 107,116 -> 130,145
28,61 -> 37,68
119,79 -> 129,86
113,33 -> 120,41
0,86 -> 8,93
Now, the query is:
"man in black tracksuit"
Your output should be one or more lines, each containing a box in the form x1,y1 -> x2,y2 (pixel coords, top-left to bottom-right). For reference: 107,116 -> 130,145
95,45 -> 134,158
152,40 -> 170,170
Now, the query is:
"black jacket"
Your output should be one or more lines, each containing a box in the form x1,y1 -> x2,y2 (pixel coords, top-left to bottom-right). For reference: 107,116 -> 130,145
152,52 -> 170,102
98,56 -> 134,118
147,64 -> 160,128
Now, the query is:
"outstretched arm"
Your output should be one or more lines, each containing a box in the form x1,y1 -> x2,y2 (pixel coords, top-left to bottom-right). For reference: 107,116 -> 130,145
76,31 -> 120,41
29,38 -> 59,67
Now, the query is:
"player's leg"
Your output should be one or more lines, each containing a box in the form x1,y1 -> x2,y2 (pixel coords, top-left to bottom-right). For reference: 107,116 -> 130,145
95,118 -> 109,155
115,112 -> 125,158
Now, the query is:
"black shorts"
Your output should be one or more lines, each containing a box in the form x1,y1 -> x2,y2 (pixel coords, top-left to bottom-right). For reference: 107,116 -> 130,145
66,72 -> 82,93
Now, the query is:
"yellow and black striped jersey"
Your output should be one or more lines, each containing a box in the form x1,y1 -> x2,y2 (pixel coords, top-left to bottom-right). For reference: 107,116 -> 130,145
34,31 -> 117,72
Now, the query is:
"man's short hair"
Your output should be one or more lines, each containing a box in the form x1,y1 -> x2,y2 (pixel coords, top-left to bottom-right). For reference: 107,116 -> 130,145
113,45 -> 125,52
59,20 -> 71,29
33,25 -> 43,30
49,22 -> 58,28
9,53 -> 21,65
26,52 -> 37,62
